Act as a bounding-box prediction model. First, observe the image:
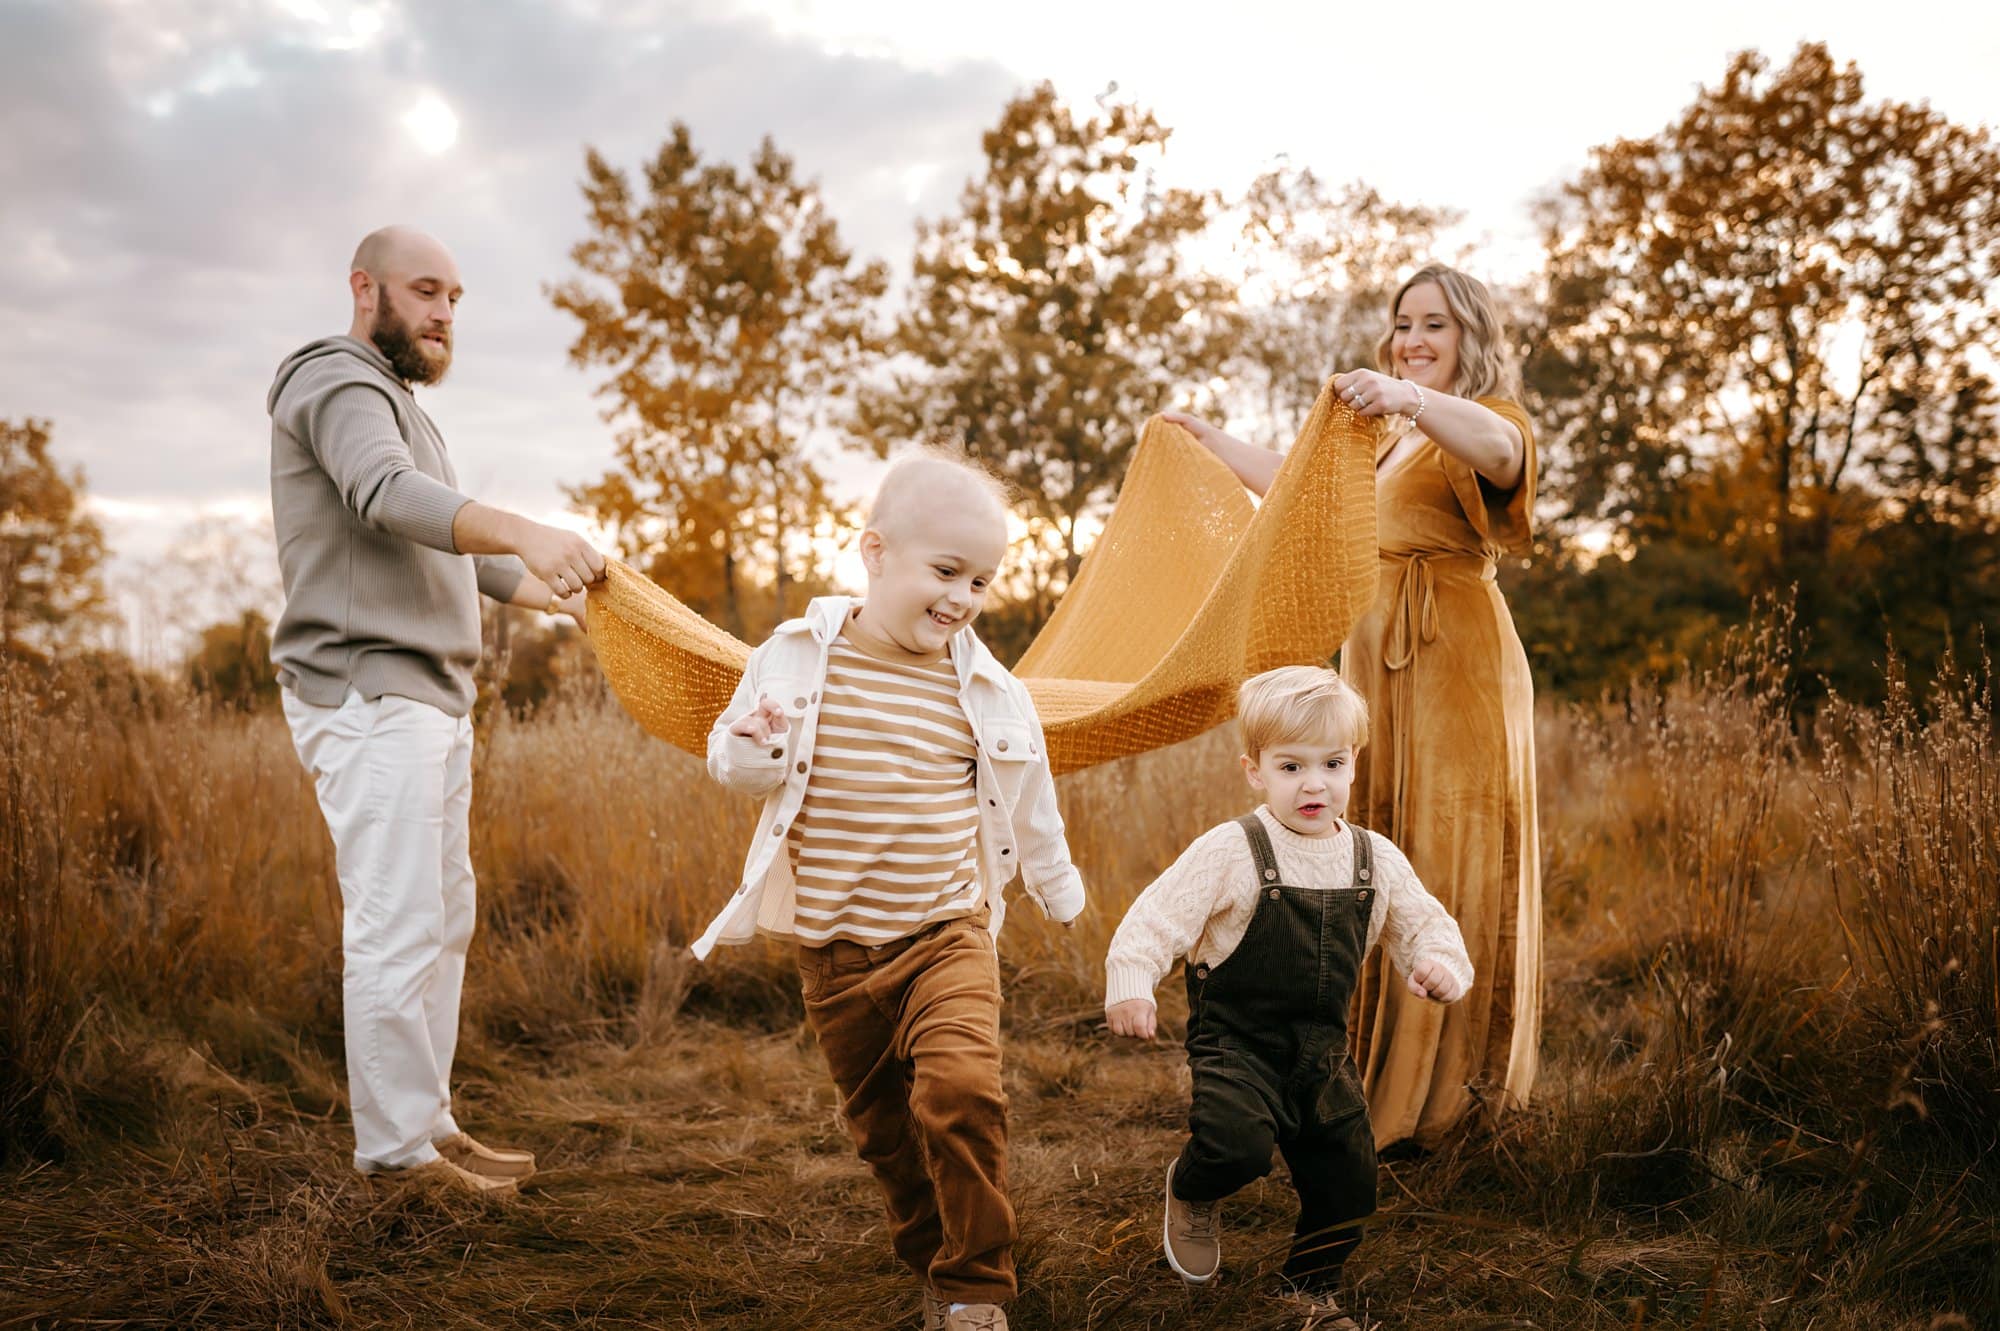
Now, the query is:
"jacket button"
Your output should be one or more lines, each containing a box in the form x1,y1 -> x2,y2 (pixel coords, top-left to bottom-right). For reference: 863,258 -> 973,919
796,762 -> 807,774
987,798 -> 997,807
1263,868 -> 1277,881
1359,869 -> 1371,881
772,824 -> 785,836
1269,888 -> 1281,900
793,696 -> 807,709
1195,966 -> 1208,979
769,747 -> 783,759
1000,847 -> 1011,856
996,739 -> 1009,752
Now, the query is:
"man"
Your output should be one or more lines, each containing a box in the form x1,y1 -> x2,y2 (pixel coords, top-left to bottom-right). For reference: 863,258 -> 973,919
269,225 -> 603,1196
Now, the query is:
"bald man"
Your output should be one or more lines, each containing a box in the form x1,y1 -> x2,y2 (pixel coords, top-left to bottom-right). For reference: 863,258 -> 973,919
268,226 -> 602,1195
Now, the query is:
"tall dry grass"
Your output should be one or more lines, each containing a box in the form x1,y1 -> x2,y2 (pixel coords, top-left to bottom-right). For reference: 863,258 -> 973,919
2,625 -> 1995,1328
1812,652 -> 2000,1145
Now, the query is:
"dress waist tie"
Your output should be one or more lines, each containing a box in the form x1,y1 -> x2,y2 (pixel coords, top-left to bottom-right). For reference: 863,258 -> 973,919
1377,552 -> 1494,842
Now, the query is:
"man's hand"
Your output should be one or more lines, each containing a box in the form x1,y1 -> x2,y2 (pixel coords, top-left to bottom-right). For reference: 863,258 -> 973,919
453,502 -> 607,600
1406,958 -> 1465,1002
1106,998 -> 1158,1040
513,519 -> 606,600
729,695 -> 790,746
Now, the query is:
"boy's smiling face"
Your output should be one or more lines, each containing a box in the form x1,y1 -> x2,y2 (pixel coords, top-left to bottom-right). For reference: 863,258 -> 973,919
1241,736 -> 1356,838
851,465 -> 1007,662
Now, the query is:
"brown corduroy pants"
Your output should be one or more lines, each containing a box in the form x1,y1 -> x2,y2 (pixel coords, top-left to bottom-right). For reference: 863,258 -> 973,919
797,912 -> 1016,1304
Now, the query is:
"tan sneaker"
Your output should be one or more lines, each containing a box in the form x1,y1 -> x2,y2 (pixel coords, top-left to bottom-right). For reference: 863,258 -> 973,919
1163,1159 -> 1221,1284
921,1287 -> 947,1331
359,1156 -> 518,1198
940,1305 -> 1007,1331
435,1131 -> 536,1182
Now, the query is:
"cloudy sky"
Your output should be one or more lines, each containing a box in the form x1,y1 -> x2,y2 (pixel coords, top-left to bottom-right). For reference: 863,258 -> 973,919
2,0 -> 1997,655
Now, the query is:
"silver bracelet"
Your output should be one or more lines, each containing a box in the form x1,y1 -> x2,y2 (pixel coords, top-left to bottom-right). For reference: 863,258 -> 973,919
1409,384 -> 1427,426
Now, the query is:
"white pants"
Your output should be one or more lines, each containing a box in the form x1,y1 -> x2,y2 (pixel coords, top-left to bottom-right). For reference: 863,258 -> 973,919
283,688 -> 476,1171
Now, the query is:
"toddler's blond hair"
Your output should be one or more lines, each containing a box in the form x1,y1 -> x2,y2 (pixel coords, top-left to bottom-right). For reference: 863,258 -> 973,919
1237,664 -> 1369,758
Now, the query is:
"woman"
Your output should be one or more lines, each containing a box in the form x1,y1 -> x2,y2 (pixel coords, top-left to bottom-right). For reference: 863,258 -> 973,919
1164,263 -> 1539,1149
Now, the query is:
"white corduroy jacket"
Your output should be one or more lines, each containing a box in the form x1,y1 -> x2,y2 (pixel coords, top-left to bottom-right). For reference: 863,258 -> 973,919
693,596 -> 1085,960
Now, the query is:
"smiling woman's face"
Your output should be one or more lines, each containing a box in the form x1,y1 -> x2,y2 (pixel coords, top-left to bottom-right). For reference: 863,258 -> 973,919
1390,281 -> 1460,392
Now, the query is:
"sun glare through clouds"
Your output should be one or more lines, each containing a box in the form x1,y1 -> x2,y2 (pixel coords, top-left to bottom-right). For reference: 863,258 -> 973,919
400,92 -> 459,154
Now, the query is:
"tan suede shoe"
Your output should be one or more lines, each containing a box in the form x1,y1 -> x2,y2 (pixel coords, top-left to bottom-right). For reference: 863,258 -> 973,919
359,1156 -> 518,1198
1163,1159 -> 1221,1284
921,1287 -> 947,1331
435,1131 -> 536,1182
940,1305 -> 1007,1331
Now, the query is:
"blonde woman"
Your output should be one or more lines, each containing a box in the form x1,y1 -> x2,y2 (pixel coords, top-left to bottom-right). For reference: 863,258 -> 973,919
1163,264 -> 1539,1150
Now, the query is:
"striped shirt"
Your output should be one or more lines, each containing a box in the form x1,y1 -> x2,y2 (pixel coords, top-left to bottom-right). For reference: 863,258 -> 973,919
787,636 -> 983,945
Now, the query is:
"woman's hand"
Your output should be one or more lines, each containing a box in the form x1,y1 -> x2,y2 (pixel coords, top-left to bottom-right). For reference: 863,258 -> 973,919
1106,998 -> 1159,1040
555,588 -> 588,629
1332,369 -> 1420,419
1159,410 -> 1229,454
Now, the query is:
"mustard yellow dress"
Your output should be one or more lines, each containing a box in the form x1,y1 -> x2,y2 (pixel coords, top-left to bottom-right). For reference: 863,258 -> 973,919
1344,397 -> 1541,1148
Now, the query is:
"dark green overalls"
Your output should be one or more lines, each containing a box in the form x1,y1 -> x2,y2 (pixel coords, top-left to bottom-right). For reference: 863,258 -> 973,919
1172,814 -> 1378,1290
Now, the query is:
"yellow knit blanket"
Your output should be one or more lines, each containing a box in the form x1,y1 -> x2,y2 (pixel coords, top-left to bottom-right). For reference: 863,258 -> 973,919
585,379 -> 1379,775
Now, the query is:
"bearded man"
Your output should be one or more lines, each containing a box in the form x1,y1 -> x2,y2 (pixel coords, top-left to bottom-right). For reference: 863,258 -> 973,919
268,226 -> 601,1195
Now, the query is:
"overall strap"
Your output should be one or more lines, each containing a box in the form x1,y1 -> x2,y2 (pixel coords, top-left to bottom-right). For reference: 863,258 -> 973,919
1236,813 -> 1284,886
1348,822 -> 1374,887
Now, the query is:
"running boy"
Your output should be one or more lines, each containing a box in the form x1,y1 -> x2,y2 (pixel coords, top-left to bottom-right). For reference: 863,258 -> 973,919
1104,665 -> 1472,1325
699,449 -> 1085,1331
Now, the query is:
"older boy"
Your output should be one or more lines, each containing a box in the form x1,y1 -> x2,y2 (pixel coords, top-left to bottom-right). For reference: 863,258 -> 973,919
1105,665 -> 1472,1326
700,450 -> 1084,1331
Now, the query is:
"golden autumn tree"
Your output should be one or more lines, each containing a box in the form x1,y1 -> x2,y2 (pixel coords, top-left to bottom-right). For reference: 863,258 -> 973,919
550,126 -> 887,637
1223,166 -> 1460,442
859,84 -> 1230,603
0,418 -> 108,660
1526,43 -> 2000,693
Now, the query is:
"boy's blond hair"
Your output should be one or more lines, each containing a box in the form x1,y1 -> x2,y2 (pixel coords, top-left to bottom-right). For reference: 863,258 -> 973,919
1237,664 -> 1369,758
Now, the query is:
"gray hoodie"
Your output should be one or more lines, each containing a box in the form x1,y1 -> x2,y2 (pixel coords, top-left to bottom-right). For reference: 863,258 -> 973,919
267,335 -> 525,718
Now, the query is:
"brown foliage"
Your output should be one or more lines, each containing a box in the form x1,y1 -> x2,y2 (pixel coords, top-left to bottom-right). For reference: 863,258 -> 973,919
858,83 -> 1232,603
1222,167 -> 1460,443
0,417 -> 109,659
550,126 -> 887,640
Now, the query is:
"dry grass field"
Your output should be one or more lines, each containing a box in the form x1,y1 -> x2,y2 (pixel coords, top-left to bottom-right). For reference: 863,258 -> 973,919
2,626 -> 1995,1330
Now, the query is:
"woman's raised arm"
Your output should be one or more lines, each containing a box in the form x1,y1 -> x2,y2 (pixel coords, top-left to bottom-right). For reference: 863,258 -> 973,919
1331,369 -> 1524,491
1158,411 -> 1284,497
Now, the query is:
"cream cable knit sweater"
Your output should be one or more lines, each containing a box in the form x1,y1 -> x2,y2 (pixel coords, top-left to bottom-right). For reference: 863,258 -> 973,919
1103,806 -> 1474,1010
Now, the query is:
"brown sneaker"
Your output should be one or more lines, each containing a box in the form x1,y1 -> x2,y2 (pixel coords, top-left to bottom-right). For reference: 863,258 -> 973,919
435,1131 -> 537,1182
359,1156 -> 518,1198
1163,1159 -> 1221,1284
940,1305 -> 1007,1331
920,1287 -> 947,1331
